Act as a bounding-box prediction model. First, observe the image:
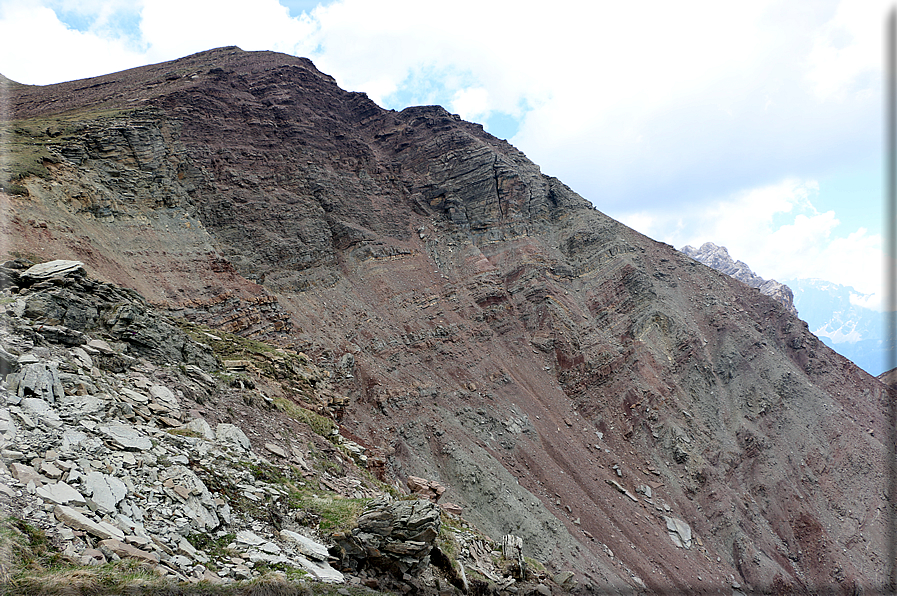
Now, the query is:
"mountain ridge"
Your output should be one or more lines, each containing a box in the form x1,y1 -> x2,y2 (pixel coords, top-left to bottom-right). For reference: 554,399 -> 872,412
0,47 -> 892,594
680,242 -> 797,317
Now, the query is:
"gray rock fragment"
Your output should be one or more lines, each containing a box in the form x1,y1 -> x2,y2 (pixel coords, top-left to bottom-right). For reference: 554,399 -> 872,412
294,554 -> 345,583
36,481 -> 86,505
162,465 -> 219,530
8,363 -> 64,402
664,516 -> 692,549
180,418 -> 215,441
84,471 -> 127,513
21,260 -> 85,281
0,408 -> 17,447
21,397 -> 63,428
55,505 -> 125,541
98,423 -> 152,451
215,423 -> 251,452
280,529 -> 329,561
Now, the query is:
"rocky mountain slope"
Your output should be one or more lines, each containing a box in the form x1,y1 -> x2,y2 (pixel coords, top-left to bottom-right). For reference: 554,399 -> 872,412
679,244 -> 887,376
680,243 -> 797,316
0,259 -> 533,595
1,47 -> 893,594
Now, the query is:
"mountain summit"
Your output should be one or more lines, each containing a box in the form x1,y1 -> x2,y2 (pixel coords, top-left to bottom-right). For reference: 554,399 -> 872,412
0,47 -> 891,593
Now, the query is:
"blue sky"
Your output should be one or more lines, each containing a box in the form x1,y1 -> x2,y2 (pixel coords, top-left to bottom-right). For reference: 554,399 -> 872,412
0,0 -> 888,309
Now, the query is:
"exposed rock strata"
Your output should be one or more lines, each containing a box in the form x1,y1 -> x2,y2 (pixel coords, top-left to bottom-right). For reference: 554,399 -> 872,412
1,47 -> 892,594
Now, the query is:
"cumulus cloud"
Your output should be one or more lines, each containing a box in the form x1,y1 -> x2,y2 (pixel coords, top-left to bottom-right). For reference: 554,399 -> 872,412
139,0 -> 316,63
0,0 -> 146,84
450,87 -> 490,122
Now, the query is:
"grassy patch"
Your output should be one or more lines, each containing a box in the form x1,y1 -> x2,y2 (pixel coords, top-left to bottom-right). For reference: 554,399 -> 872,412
166,427 -> 202,439
0,109 -> 132,194
185,532 -> 236,571
524,556 -> 546,574
175,321 -> 324,402
243,459 -> 301,486
6,560 -> 168,596
436,525 -> 458,562
273,397 -> 336,438
7,518 -> 61,570
288,487 -> 369,534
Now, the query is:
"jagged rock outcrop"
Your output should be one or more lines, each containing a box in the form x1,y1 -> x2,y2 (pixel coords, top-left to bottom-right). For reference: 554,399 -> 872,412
681,242 -> 798,315
1,47 -> 892,594
333,497 -> 440,577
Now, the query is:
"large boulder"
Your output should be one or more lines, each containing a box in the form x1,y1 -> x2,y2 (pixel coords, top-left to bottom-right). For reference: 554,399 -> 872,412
333,497 -> 440,577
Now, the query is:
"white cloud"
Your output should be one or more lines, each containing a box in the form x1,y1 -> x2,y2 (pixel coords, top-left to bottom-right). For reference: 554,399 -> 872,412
0,1 -> 146,84
618,178 -> 885,310
450,87 -> 490,122
139,0 -> 316,63
806,0 -> 884,101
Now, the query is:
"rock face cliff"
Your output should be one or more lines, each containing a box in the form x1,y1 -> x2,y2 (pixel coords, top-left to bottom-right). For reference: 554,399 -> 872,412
680,242 -> 797,316
1,47 -> 892,594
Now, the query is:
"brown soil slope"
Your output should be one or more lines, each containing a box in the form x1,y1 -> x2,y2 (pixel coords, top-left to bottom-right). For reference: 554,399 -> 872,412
1,47 -> 892,594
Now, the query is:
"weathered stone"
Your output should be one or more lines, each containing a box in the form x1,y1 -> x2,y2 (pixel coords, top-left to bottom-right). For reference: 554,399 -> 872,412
120,388 -> 149,404
406,476 -> 446,503
71,347 -> 93,369
61,429 -> 89,450
184,365 -> 215,386
215,423 -> 251,452
16,354 -> 39,365
55,505 -> 125,541
236,529 -> 266,546
84,472 -> 127,513
440,502 -> 462,516
35,481 -> 85,505
294,554 -> 345,583
0,347 -> 19,378
21,260 -> 85,281
0,409 -> 17,447
86,339 -> 114,354
161,465 -> 218,530
81,548 -> 106,566
98,423 -> 152,450
280,529 -> 329,561
177,537 -> 198,558
265,442 -> 288,458
180,417 -> 215,441
664,516 -> 692,549
149,385 -> 177,405
9,462 -> 43,485
21,398 -> 63,428
8,363 -> 64,403
99,538 -> 159,563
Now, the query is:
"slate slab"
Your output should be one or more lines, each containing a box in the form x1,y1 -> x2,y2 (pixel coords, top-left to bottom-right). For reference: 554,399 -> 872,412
35,481 -> 86,505
55,505 -> 125,541
98,423 -> 152,450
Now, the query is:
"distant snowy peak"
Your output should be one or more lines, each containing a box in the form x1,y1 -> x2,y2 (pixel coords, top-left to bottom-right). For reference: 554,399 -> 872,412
680,242 -> 797,316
